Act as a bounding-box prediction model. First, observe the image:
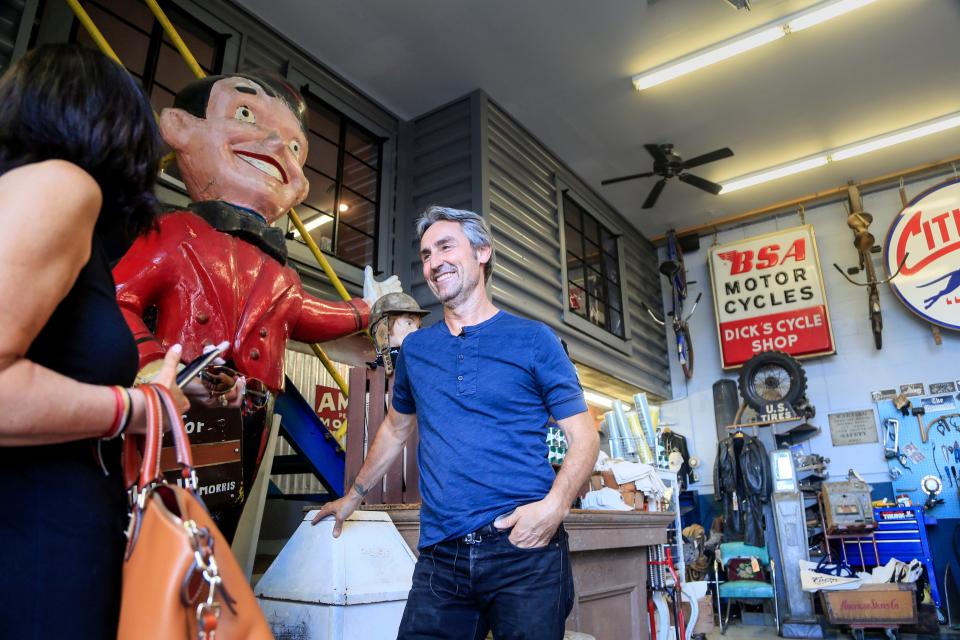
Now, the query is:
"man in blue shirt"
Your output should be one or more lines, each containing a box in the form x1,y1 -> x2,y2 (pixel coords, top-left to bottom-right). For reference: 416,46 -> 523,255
314,206 -> 599,639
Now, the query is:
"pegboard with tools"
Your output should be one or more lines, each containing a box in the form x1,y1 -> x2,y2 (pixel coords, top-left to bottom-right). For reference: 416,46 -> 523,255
875,394 -> 960,518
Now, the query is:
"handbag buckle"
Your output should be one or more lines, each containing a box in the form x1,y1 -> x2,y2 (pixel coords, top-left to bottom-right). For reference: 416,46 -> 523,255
197,601 -> 221,640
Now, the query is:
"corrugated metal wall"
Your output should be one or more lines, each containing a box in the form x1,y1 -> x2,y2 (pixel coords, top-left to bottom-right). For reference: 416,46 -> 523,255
402,96 -> 477,320
400,91 -> 670,397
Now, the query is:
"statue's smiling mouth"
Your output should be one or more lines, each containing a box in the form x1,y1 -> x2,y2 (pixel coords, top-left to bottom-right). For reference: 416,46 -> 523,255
234,150 -> 287,184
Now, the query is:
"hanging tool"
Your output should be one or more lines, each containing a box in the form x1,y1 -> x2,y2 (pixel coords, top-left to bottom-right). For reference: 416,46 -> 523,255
882,418 -> 910,469
945,467 -> 954,488
952,466 -> 959,491
911,405 -> 927,442
933,445 -> 944,483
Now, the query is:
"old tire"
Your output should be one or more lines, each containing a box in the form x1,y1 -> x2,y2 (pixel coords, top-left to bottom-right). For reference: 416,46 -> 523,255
738,350 -> 807,412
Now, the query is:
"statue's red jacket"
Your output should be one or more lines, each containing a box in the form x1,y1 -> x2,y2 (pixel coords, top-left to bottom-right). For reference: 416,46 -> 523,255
113,205 -> 368,392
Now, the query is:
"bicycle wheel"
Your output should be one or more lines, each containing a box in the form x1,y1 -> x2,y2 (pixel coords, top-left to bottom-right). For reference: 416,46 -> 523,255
678,323 -> 695,379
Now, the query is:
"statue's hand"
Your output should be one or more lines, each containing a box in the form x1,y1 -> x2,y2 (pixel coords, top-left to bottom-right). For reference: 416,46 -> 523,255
362,265 -> 402,306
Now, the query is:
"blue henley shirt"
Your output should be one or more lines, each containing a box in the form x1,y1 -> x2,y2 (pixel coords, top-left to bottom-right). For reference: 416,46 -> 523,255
391,310 -> 587,549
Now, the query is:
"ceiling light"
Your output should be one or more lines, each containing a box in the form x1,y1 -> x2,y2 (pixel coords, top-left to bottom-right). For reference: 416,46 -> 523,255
721,156 -> 829,193
720,110 -> 960,193
583,389 -> 615,409
292,212 -> 333,238
830,113 -> 960,161
338,203 -> 349,212
632,0 -> 878,91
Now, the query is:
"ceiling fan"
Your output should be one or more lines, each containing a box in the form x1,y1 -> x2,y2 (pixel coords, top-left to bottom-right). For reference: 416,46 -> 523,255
601,143 -> 734,209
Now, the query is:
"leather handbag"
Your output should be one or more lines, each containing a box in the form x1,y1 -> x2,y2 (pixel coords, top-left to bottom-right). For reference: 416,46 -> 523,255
117,384 -> 273,640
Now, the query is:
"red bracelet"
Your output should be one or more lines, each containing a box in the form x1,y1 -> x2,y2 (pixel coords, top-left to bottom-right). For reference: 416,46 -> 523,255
102,386 -> 131,440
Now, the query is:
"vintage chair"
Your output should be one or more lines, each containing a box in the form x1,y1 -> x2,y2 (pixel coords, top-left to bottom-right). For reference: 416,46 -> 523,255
712,541 -> 779,635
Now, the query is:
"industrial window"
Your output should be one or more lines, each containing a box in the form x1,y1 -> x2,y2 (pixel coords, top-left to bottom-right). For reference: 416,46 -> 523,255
71,0 -> 226,113
563,194 -> 624,338
288,92 -> 383,269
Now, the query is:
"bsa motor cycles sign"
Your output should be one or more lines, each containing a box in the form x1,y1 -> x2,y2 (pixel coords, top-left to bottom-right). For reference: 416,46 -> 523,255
709,225 -> 835,368
884,178 -> 960,330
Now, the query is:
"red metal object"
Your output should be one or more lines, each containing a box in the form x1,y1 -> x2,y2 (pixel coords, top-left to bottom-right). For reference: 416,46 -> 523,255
114,210 -> 369,392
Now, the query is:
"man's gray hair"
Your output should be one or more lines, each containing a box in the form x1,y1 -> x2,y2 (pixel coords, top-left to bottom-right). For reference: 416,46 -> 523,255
415,206 -> 495,282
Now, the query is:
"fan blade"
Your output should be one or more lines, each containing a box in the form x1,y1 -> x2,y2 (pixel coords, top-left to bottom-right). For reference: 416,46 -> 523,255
601,171 -> 655,186
678,172 -> 723,195
642,178 -> 668,209
681,147 -> 734,170
644,143 -> 669,164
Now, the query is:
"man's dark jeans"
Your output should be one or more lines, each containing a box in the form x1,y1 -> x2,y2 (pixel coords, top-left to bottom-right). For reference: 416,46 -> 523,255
397,524 -> 574,639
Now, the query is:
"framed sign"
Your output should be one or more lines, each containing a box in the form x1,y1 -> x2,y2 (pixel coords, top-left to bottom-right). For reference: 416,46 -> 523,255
828,409 -> 879,446
709,225 -> 835,368
884,178 -> 960,330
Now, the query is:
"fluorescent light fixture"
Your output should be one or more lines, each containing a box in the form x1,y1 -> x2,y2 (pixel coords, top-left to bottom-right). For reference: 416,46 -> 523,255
292,212 -> 334,238
721,110 -> 960,193
633,26 -> 784,91
632,0 -> 878,91
787,0 -> 877,32
830,113 -> 960,161
583,389 -> 615,409
721,156 -> 829,193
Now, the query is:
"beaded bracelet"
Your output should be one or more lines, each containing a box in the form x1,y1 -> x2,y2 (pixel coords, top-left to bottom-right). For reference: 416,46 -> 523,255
102,386 -> 133,440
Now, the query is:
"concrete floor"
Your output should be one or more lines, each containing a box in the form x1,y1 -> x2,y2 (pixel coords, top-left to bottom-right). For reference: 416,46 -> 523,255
705,625 -> 960,639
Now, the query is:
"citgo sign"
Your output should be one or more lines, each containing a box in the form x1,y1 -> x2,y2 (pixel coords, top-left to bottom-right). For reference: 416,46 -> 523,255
709,225 -> 835,368
885,178 -> 960,330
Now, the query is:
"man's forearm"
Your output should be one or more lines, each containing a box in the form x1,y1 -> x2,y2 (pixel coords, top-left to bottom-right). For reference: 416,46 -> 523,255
348,414 -> 411,501
547,420 -> 599,510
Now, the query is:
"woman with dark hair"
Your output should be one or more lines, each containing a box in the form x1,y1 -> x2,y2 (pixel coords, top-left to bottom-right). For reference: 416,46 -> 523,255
0,44 -> 189,638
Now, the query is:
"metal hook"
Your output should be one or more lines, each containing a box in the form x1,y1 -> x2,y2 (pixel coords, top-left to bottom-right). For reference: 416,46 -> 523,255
899,176 -> 905,191
797,204 -> 806,225
833,253 -> 909,287
953,162 -> 959,181
711,226 -> 719,247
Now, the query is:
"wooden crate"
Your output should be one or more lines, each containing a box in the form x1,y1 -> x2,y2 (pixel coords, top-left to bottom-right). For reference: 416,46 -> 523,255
819,583 -> 916,625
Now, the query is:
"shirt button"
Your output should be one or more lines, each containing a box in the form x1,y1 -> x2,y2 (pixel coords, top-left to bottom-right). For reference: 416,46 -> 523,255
457,375 -> 464,381
458,354 -> 464,360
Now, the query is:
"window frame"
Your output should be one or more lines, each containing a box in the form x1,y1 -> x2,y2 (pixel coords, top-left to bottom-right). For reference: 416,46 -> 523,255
557,182 -> 632,353
284,67 -> 396,284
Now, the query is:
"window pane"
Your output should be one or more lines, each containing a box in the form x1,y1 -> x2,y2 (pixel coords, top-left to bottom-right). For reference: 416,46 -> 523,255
345,124 -> 378,165
343,154 -> 377,201
568,284 -> 586,317
603,253 -> 619,284
602,229 -> 618,256
567,262 -> 585,290
307,101 -> 341,144
583,238 -> 601,271
582,214 -> 600,246
608,309 -> 623,338
564,226 -> 583,259
563,195 -> 582,230
150,85 -> 176,113
162,23 -> 217,73
588,296 -> 606,327
337,224 -> 374,267
94,0 -> 154,32
338,192 -> 376,234
587,268 -> 605,302
305,136 -> 338,179
154,43 -> 203,97
302,171 -> 336,214
608,282 -> 621,311
77,4 -> 149,76
298,212 -> 334,253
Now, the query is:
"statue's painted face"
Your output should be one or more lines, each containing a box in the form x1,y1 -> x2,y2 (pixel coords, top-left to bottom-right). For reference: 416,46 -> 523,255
160,77 -> 309,223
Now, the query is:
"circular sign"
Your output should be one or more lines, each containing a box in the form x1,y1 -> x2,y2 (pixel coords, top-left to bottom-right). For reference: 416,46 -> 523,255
884,178 -> 960,330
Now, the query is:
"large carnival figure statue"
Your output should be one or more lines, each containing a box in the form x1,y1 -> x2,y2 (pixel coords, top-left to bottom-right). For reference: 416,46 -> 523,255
113,72 -> 400,538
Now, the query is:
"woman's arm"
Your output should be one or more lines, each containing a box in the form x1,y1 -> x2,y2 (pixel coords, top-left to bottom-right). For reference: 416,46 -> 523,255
0,161 -> 185,445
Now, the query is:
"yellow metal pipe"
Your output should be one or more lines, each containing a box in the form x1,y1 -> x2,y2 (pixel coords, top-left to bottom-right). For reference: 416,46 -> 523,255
143,0 -> 206,80
311,343 -> 349,398
65,0 -> 122,65
287,208 -> 353,302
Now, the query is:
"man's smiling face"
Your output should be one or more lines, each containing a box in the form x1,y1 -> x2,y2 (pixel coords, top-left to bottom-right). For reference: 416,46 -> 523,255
420,220 -> 490,307
160,76 -> 309,223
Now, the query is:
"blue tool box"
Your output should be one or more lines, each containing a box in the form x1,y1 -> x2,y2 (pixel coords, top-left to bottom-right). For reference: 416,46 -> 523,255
835,506 -> 941,609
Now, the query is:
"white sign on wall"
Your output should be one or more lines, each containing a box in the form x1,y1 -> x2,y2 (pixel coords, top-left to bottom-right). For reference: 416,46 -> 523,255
885,178 -> 960,330
708,225 -> 836,369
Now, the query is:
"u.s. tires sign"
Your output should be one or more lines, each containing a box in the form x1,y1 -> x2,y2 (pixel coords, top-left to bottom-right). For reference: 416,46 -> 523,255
885,178 -> 960,330
709,225 -> 835,368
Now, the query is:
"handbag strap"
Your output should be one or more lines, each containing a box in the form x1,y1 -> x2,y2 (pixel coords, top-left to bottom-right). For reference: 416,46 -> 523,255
123,384 -> 197,495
